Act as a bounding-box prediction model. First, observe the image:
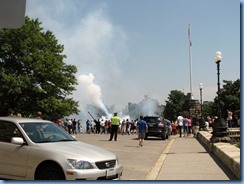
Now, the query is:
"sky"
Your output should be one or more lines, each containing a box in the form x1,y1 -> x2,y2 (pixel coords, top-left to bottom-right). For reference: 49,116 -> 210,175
24,0 -> 240,117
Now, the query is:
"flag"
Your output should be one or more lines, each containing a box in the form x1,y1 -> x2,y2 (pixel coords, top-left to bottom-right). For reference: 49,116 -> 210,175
188,24 -> 192,46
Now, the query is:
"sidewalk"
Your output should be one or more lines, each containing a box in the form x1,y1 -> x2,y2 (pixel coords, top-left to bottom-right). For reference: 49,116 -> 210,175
74,132 -> 239,180
146,135 -> 239,180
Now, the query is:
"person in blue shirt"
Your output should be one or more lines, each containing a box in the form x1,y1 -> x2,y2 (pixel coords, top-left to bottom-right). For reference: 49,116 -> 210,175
165,119 -> 172,138
137,116 -> 148,147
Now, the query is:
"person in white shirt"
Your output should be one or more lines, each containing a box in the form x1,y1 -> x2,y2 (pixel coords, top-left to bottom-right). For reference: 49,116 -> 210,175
67,119 -> 73,134
177,114 -> 184,137
205,119 -> 209,130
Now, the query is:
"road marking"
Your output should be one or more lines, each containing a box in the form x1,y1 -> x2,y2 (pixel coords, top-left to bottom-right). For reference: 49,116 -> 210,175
145,138 -> 175,180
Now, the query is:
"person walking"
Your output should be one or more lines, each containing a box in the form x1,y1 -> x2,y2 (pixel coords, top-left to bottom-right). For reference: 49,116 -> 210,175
165,119 -> 172,138
187,116 -> 192,136
77,119 -> 81,133
183,116 -> 189,137
72,119 -> 77,134
95,119 -> 101,134
172,121 -> 177,135
121,119 -> 126,135
192,114 -> 200,138
109,112 -> 120,141
137,116 -> 148,147
86,119 -> 90,133
177,114 -> 184,137
107,120 -> 112,134
133,119 -> 138,134
100,119 -> 105,134
126,119 -> 131,135
67,119 -> 73,134
104,120 -> 108,134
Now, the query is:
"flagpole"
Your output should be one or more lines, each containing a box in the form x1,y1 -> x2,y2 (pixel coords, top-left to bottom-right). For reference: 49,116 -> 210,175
188,24 -> 194,100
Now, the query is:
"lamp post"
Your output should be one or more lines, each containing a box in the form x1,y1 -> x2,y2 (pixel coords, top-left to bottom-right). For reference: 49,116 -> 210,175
210,51 -> 229,142
199,83 -> 205,130
215,52 -> 222,120
199,83 -> 203,118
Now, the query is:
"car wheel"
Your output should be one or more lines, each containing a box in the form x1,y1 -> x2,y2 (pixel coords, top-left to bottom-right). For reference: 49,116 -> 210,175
36,162 -> 65,180
145,135 -> 148,140
162,134 -> 166,140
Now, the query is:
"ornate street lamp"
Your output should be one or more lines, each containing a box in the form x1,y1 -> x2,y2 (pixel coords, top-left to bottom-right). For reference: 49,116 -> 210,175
199,83 -> 205,130
210,51 -> 229,142
199,83 -> 203,118
215,51 -> 222,119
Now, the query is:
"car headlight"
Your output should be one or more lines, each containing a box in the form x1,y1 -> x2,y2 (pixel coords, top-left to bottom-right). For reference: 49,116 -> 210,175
67,159 -> 93,169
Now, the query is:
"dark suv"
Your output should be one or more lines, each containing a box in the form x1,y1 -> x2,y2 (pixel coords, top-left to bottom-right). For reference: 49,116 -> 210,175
143,116 -> 167,140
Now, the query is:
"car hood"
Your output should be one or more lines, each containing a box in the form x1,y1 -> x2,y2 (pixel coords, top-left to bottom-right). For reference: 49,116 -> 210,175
36,141 -> 116,161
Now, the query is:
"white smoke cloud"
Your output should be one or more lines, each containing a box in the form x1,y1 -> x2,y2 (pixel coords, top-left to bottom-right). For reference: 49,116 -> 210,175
139,100 -> 158,117
78,73 -> 109,117
61,6 -> 131,112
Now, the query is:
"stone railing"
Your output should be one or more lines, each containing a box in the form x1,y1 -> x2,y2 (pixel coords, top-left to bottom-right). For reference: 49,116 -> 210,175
197,131 -> 240,179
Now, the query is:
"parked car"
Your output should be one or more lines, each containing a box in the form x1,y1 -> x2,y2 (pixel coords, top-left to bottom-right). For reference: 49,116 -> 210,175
0,117 -> 123,180
143,116 -> 167,140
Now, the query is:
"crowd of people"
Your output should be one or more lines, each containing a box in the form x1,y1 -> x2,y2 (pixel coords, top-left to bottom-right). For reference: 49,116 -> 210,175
81,113 -> 147,146
60,118 -> 83,134
167,112 -> 240,139
59,111 -> 240,141
84,117 -> 140,136
6,108 -> 240,142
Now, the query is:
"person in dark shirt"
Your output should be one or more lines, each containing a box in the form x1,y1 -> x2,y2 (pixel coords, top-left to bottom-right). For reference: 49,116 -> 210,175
72,119 -> 77,134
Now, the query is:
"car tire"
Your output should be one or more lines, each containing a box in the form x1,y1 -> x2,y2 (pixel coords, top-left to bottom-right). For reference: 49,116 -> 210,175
36,162 -> 65,180
162,134 -> 166,140
145,135 -> 148,140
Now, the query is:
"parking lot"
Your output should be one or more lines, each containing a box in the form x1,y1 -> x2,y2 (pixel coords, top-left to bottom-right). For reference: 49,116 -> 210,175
75,133 -> 170,180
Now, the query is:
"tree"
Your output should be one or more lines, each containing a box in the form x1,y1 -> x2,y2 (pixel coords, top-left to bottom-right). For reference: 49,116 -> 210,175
200,79 -> 240,120
217,79 -> 240,119
202,102 -> 215,118
163,90 -> 185,121
0,17 -> 79,119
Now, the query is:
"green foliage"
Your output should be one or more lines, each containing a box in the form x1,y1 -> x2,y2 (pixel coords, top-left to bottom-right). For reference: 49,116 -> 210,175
219,79 -> 240,118
0,17 -> 79,119
202,102 -> 215,118
163,79 -> 239,121
210,79 -> 240,119
163,90 -> 185,121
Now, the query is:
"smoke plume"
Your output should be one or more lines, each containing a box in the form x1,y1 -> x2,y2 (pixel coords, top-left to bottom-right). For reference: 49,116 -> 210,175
78,73 -> 109,117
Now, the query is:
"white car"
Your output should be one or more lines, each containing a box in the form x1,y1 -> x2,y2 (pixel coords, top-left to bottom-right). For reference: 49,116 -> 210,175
0,117 -> 123,180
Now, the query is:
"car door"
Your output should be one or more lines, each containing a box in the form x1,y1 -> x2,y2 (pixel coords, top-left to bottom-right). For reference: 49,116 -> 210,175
0,121 -> 29,177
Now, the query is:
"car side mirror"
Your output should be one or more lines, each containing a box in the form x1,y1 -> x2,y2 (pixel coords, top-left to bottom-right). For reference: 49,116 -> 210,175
11,137 -> 24,145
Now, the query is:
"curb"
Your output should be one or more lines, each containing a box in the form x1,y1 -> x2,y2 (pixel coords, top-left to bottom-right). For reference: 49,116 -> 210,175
145,138 -> 175,180
198,131 -> 240,179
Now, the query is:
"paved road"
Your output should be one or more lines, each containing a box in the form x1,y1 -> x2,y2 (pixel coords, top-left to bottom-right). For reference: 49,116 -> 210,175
75,133 -> 238,180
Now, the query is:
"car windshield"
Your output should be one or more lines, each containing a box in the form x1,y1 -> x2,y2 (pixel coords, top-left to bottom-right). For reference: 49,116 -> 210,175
20,122 -> 75,143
